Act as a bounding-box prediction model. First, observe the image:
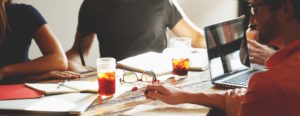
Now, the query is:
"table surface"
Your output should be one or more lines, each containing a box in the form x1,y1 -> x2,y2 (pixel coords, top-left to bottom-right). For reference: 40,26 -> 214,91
80,70 -> 227,116
0,70 -> 228,116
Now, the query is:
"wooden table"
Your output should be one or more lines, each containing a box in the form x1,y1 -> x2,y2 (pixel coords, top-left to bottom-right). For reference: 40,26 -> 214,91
0,70 -> 228,116
81,70 -> 227,116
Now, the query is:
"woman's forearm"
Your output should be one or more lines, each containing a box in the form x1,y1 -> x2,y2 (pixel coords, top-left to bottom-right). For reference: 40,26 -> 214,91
2,53 -> 67,78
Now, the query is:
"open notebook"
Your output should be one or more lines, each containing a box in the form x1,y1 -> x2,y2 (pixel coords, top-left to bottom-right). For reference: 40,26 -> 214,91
117,48 -> 208,76
0,93 -> 97,115
25,81 -> 98,95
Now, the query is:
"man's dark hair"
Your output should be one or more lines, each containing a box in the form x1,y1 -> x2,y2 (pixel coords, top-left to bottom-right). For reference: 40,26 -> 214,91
264,0 -> 300,22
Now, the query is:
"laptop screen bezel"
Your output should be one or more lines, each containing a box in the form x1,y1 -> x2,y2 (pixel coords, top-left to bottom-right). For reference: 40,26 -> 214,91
204,17 -> 250,82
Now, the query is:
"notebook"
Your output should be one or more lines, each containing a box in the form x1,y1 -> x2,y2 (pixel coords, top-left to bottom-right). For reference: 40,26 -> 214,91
0,84 -> 43,100
0,93 -> 97,115
204,17 -> 260,88
25,81 -> 98,95
117,48 -> 208,76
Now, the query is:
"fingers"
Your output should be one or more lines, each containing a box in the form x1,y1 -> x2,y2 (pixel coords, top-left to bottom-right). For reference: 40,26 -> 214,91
48,71 -> 80,79
145,84 -> 168,95
247,44 -> 261,54
248,42 -> 269,65
249,56 -> 265,65
225,88 -> 247,97
147,90 -> 166,101
145,84 -> 171,101
247,39 -> 264,48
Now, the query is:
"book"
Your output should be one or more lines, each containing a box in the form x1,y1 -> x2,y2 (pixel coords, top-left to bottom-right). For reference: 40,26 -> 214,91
0,84 -> 43,100
25,81 -> 98,95
117,48 -> 208,76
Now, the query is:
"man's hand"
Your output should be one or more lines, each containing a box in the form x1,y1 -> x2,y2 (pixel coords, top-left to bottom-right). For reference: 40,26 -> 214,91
247,39 -> 277,65
224,88 -> 247,116
145,83 -> 186,105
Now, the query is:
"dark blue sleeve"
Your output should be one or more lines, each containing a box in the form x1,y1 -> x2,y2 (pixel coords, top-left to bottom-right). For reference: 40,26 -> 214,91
77,1 -> 94,35
24,5 -> 47,36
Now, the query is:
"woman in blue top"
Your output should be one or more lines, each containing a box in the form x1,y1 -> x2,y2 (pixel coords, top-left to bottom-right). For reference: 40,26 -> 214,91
0,0 -> 79,83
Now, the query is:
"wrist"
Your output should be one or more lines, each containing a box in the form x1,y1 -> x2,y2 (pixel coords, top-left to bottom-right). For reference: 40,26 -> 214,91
181,91 -> 198,104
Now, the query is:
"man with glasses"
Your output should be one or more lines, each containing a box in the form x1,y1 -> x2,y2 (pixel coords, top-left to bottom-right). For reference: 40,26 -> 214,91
246,2 -> 283,66
145,0 -> 300,115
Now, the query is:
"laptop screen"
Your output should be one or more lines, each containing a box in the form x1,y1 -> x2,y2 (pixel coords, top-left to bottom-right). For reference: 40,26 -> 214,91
204,18 -> 250,81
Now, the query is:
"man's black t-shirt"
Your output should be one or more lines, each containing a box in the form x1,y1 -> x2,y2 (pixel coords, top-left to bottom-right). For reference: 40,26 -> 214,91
0,4 -> 46,67
78,0 -> 182,61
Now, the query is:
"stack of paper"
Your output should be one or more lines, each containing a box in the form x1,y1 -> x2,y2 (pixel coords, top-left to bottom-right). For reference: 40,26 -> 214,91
117,48 -> 208,76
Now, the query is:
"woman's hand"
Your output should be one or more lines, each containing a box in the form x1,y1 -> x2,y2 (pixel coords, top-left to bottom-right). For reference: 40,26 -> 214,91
40,70 -> 80,79
145,83 -> 187,105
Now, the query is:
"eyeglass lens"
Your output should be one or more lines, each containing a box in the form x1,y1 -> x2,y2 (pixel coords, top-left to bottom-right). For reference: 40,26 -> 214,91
141,71 -> 156,82
122,71 -> 156,83
123,71 -> 139,83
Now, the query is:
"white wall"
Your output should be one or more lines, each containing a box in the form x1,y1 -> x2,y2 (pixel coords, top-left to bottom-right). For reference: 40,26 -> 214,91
176,0 -> 238,28
13,0 -> 238,67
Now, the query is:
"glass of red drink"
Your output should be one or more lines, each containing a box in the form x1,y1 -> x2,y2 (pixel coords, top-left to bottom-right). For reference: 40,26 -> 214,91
172,58 -> 190,77
97,58 -> 116,97
170,37 -> 191,78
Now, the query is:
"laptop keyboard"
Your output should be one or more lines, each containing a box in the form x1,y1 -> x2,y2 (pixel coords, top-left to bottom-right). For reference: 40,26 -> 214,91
223,69 -> 257,86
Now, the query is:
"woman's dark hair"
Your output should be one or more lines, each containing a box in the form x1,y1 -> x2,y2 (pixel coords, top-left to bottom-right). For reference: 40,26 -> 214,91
0,0 -> 11,46
0,0 -> 8,46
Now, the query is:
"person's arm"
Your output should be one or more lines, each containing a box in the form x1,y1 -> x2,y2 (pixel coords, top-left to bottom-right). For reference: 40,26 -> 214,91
66,32 -> 97,72
145,84 -> 245,116
171,19 -> 206,48
145,84 -> 225,109
0,24 -> 68,79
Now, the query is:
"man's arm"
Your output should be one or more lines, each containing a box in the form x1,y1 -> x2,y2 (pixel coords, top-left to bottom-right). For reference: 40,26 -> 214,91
66,32 -> 97,72
171,19 -> 206,48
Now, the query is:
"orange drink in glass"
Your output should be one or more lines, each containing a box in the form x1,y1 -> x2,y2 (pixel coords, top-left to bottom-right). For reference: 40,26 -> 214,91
172,58 -> 190,77
97,58 -> 116,97
170,37 -> 191,78
97,71 -> 116,96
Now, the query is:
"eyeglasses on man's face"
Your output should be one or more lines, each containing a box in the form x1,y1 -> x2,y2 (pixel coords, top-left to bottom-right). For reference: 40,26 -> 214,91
120,71 -> 157,84
249,2 -> 267,16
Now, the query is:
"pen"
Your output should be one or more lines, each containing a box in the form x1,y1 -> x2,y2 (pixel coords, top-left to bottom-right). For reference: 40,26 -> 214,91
57,80 -> 67,89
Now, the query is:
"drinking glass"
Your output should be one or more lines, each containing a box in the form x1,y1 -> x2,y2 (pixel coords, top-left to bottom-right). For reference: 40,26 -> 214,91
170,37 -> 191,78
97,57 -> 116,97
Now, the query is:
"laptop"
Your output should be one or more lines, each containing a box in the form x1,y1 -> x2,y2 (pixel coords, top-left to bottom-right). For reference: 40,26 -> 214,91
204,17 -> 260,88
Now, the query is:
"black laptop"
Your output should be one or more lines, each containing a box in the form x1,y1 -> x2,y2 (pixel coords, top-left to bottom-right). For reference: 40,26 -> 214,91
204,17 -> 260,88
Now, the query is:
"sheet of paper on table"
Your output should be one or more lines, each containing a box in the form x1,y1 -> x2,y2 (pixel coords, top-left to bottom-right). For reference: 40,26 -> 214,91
117,48 -> 208,76
121,103 -> 210,116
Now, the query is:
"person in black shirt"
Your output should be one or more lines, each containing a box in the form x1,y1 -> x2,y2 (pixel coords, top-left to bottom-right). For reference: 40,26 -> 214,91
0,0 -> 79,83
66,0 -> 206,72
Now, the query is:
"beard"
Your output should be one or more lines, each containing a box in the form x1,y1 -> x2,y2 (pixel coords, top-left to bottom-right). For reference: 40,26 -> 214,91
258,13 -> 281,43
